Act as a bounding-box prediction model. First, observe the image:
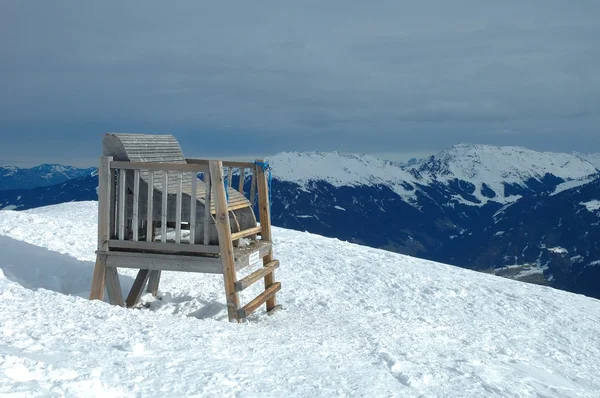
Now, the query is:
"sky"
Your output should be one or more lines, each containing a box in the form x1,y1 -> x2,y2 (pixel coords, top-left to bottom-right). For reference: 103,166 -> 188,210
1,1 -> 599,167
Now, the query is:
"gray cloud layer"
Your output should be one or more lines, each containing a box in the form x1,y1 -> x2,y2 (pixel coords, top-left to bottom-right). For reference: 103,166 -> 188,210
1,1 -> 599,165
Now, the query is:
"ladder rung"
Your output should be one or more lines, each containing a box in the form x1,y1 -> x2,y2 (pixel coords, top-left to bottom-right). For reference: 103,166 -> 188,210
238,282 -> 281,319
235,260 -> 279,292
231,226 -> 262,241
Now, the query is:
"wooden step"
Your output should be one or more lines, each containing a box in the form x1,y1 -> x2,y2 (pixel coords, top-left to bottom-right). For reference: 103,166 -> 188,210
230,226 -> 262,241
235,260 -> 279,292
238,282 -> 281,319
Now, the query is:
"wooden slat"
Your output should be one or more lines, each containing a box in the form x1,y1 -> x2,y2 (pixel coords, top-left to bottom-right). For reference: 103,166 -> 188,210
256,158 -> 277,311
126,269 -> 150,308
235,260 -> 279,292
104,251 -> 222,274
118,169 -> 127,240
105,267 -> 125,306
108,239 -> 220,254
109,168 -> 116,238
210,202 -> 251,214
111,160 -> 208,173
175,171 -> 182,244
146,271 -> 161,296
90,156 -> 113,301
203,172 -> 211,245
132,169 -> 140,241
230,226 -> 262,241
90,254 -> 107,301
189,174 -> 197,244
233,240 -> 272,271
238,282 -> 281,319
238,168 -> 245,193
161,170 -> 168,243
146,171 -> 154,241
209,160 -> 241,322
186,158 -> 255,169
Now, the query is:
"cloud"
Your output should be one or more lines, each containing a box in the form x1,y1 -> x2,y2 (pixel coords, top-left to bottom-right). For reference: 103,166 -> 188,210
0,0 -> 599,165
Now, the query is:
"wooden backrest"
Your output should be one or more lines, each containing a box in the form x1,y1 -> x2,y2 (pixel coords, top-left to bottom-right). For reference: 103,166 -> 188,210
102,133 -> 186,164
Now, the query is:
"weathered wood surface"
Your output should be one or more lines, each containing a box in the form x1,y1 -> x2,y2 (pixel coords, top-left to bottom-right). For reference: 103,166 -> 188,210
235,260 -> 279,292
230,226 -> 262,242
108,239 -> 220,254
104,251 -> 222,274
256,158 -> 277,311
239,282 -> 281,319
210,160 -> 241,322
126,269 -> 150,308
90,156 -> 112,301
233,240 -> 272,271
146,270 -> 161,296
105,267 -> 125,306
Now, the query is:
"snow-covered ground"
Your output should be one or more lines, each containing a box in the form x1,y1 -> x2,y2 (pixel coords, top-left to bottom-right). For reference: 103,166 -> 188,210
1,202 -> 600,397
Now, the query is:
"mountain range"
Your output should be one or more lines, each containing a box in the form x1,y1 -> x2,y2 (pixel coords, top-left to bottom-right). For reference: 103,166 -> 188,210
0,164 -> 96,191
1,143 -> 599,299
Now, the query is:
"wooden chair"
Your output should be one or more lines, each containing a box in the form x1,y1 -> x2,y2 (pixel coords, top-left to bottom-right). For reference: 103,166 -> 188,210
90,133 -> 280,322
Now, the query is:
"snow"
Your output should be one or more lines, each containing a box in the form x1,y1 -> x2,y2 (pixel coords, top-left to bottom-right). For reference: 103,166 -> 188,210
421,144 -> 599,206
1,202 -> 600,397
548,247 -> 569,254
269,145 -> 600,208
552,174 -> 597,196
334,205 -> 345,211
268,151 -> 421,204
580,200 -> 600,212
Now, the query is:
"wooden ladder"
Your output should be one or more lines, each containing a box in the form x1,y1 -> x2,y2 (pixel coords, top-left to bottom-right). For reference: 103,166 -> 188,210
210,160 -> 281,322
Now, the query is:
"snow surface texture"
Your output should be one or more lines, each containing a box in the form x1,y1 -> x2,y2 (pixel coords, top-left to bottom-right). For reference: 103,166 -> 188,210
1,202 -> 600,397
269,144 -> 600,207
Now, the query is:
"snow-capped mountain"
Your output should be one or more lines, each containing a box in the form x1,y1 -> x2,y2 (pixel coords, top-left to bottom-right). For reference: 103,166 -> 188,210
1,202 -> 599,396
0,164 -> 96,190
1,144 -> 599,299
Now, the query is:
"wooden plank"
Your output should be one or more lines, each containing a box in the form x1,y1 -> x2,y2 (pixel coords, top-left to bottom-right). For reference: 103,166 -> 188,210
161,170 -> 168,243
230,226 -> 262,242
250,165 -> 257,206
238,282 -> 281,319
126,269 -> 150,308
146,171 -> 154,241
189,173 -> 197,244
118,169 -> 127,240
175,171 -> 182,244
235,260 -> 279,292
105,251 -> 222,274
203,171 -> 211,245
187,158 -> 255,169
146,270 -> 161,296
209,202 -> 251,214
108,239 -> 220,254
233,240 -> 272,271
209,160 -> 241,322
132,169 -> 140,241
90,254 -> 107,301
109,168 -> 116,238
256,158 -> 277,311
97,156 -> 112,251
90,156 -> 112,301
111,160 -> 208,173
105,267 -> 125,306
238,168 -> 245,193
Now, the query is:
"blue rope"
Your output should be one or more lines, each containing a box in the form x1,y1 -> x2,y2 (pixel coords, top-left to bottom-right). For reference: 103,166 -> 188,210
254,160 -> 272,212
223,172 -> 230,203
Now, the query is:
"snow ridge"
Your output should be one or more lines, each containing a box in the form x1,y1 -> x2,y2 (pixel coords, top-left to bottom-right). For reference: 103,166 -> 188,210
269,144 -> 600,207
